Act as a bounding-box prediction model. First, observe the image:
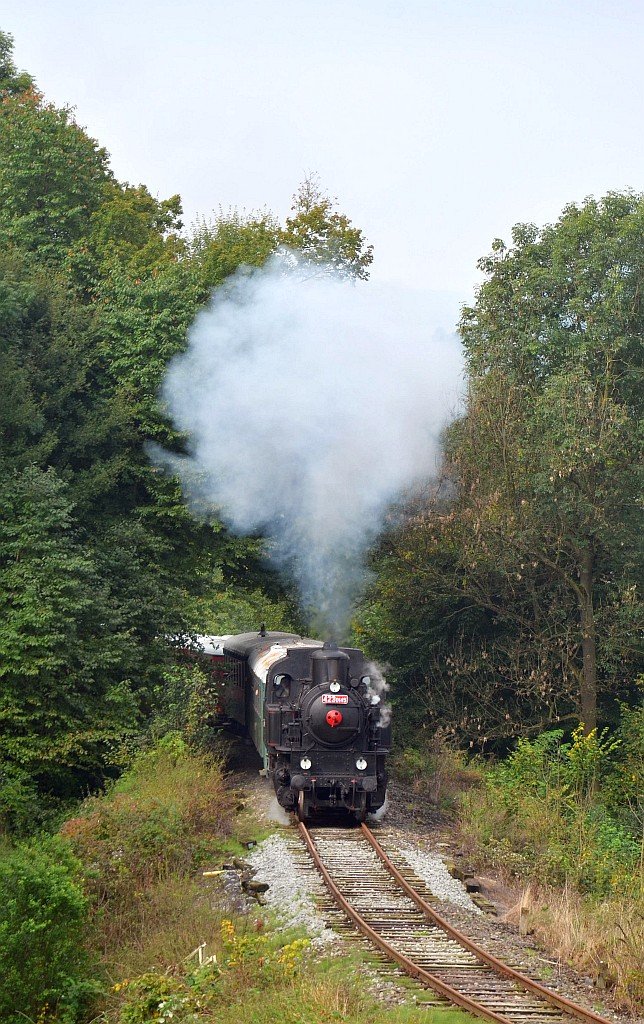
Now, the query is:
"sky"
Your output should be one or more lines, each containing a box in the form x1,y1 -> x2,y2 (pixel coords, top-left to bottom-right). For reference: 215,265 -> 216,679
6,0 -> 644,317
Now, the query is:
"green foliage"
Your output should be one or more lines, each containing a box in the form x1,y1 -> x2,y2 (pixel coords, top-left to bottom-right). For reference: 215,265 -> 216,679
190,176 -> 374,288
188,578 -> 301,634
461,727 -> 642,897
0,86 -> 110,261
190,207 -> 280,288
86,182 -> 184,277
0,466 -> 138,792
0,33 -> 371,838
0,763 -> 44,838
118,919 -> 310,1023
0,836 -> 94,1024
456,194 -> 644,729
602,698 -> 644,827
115,918 -> 472,1024
0,31 -> 34,95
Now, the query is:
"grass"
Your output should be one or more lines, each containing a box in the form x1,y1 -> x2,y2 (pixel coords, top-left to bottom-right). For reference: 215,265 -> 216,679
59,733 -> 478,1024
457,728 -> 644,1012
512,884 -> 644,1012
113,917 -> 476,1024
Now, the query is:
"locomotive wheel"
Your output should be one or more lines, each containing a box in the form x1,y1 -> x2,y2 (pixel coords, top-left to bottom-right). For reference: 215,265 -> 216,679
297,790 -> 309,822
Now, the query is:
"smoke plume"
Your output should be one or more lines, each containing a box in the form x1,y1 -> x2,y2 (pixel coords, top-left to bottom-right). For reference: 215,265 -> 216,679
158,255 -> 462,636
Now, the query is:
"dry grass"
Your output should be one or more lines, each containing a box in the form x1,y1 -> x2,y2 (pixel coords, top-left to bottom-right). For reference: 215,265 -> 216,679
101,875 -> 221,982
507,883 -> 644,1013
59,735 -> 241,1002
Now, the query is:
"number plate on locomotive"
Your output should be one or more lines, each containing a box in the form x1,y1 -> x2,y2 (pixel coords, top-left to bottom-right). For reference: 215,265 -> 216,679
321,693 -> 348,704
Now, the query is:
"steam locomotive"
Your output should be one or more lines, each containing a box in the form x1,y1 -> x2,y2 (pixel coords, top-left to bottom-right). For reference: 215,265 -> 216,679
184,630 -> 390,820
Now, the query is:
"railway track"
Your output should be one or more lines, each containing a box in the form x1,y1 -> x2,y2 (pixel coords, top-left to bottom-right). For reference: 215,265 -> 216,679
297,821 -> 613,1024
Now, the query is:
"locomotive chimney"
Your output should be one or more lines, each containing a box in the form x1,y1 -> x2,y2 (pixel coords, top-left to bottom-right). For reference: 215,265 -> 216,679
311,645 -> 349,687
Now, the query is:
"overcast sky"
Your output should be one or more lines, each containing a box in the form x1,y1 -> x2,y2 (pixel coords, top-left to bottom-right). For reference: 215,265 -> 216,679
6,0 -> 644,313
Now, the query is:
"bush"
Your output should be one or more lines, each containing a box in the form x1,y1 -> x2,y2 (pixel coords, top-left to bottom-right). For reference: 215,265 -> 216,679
461,727 -> 641,896
0,762 -> 43,837
149,661 -> 225,751
393,730 -> 481,809
115,917 -> 311,1023
0,836 -> 95,1024
60,734 -> 237,956
603,700 -> 644,828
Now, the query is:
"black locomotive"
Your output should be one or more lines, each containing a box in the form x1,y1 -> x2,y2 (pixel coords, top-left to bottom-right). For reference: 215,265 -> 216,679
186,630 -> 390,820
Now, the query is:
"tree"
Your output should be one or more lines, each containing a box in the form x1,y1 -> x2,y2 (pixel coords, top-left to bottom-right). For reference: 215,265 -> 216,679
76,181 -> 185,284
458,195 -> 643,731
281,174 -> 374,279
0,31 -> 33,96
358,195 -> 643,744
0,467 -> 138,792
0,838 -> 90,1023
0,72 -> 110,261
190,208 -> 280,289
0,33 -> 375,823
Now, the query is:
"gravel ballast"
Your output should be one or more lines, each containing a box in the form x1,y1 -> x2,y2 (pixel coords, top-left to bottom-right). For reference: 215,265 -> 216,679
394,837 -> 483,913
247,833 -> 336,945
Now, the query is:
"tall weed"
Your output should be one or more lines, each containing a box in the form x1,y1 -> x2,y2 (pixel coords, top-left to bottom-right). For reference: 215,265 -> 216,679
460,722 -> 644,1010
60,733 -> 236,956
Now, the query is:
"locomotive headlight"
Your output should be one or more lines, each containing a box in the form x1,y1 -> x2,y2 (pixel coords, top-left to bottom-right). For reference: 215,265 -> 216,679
329,680 -> 341,693
300,757 -> 312,770
356,758 -> 368,771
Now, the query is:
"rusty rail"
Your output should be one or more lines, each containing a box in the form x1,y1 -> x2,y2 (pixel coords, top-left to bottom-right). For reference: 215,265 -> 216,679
298,820 -> 614,1024
360,824 -> 613,1024
298,820 -> 515,1024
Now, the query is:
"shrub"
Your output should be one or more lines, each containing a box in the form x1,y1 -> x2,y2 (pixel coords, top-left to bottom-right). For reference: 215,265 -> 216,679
461,728 -> 641,896
603,700 -> 644,828
60,734 -> 236,955
0,836 -> 95,1024
394,730 -> 481,808
117,917 -> 310,1023
0,762 -> 43,837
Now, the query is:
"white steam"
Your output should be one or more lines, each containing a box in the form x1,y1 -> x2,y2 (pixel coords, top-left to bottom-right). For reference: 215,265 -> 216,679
364,661 -> 392,728
158,256 -> 462,636
368,790 -> 389,823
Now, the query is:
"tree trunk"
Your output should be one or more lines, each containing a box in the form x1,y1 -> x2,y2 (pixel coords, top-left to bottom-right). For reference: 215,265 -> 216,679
578,547 -> 597,734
